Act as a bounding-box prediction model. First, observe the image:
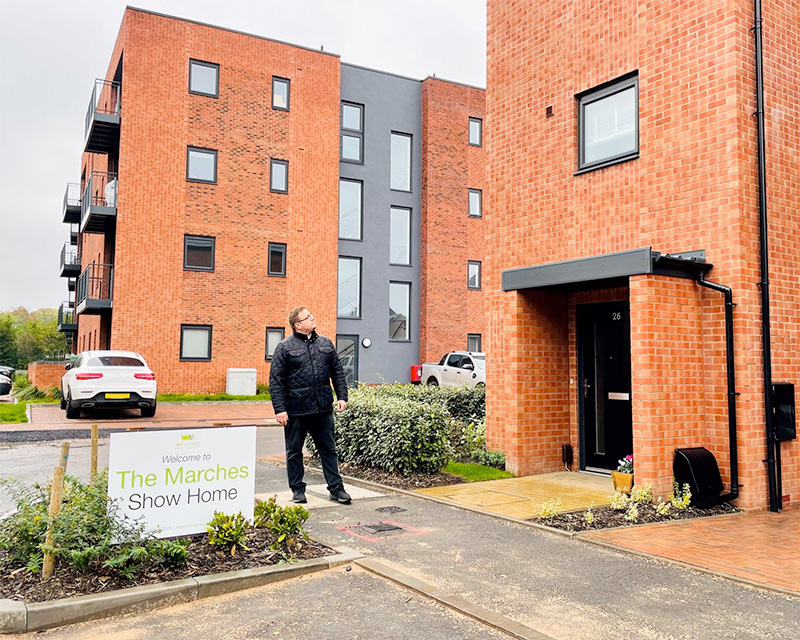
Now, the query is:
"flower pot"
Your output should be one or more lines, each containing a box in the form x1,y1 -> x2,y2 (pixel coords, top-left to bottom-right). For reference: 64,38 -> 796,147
611,471 -> 633,494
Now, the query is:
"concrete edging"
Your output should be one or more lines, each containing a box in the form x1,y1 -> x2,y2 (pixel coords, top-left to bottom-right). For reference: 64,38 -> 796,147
0,546 -> 362,634
356,556 -> 557,640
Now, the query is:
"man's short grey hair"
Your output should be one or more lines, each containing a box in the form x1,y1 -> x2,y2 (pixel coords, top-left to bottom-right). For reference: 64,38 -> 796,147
288,307 -> 307,328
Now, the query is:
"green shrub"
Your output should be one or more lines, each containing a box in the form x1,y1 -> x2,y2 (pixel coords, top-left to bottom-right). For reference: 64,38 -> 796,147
0,470 -> 189,578
206,511 -> 250,555
256,383 -> 270,396
310,386 -> 454,476
472,448 -> 506,470
253,496 -> 281,528
12,377 -> 45,401
253,496 -> 310,556
370,383 -> 485,424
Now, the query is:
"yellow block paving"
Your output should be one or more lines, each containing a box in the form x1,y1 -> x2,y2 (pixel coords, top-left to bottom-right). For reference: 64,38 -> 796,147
417,471 -> 615,520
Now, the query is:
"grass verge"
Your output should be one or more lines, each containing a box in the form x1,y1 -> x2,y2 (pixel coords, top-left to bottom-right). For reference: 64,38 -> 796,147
0,403 -> 28,424
158,392 -> 271,402
444,461 -> 513,482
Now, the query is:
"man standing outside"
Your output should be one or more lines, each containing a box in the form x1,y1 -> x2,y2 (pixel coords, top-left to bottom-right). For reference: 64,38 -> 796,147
269,307 -> 351,504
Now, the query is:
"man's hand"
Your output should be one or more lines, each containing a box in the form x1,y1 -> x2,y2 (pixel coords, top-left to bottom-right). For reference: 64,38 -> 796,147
336,400 -> 347,412
276,411 -> 289,426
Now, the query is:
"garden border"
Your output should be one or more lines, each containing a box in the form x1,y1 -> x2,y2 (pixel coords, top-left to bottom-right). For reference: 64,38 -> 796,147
0,546 -> 362,634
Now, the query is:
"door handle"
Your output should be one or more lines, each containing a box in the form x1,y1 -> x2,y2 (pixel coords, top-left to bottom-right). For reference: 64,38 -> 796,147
583,379 -> 591,399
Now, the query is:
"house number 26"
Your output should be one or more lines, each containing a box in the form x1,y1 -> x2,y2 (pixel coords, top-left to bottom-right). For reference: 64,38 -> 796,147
611,312 -> 621,320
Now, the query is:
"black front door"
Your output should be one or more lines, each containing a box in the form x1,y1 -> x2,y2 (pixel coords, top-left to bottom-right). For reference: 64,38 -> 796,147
578,301 -> 633,471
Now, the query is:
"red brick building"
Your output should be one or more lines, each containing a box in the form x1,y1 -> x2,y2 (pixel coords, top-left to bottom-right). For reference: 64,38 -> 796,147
59,9 -> 485,394
485,0 -> 798,511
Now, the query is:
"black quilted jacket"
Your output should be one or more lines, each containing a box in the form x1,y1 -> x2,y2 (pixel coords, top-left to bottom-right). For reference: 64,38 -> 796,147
269,331 -> 348,416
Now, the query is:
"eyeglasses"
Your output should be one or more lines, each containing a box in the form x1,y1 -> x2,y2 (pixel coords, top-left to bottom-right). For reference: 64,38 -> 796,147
297,314 -> 314,323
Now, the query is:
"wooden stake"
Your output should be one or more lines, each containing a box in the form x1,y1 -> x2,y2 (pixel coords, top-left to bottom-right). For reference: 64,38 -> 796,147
42,466 -> 64,581
90,425 -> 99,477
59,441 -> 70,471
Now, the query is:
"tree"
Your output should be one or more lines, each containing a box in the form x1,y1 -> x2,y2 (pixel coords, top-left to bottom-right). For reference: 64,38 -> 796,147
0,308 -> 68,368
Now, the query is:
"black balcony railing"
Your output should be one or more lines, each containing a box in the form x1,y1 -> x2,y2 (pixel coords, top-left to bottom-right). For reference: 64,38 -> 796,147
63,182 -> 82,224
80,171 -> 117,233
84,79 -> 121,154
76,263 -> 113,314
69,223 -> 79,242
59,242 -> 80,278
57,302 -> 77,332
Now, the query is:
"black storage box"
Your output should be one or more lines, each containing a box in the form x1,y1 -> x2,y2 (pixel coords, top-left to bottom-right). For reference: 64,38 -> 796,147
673,447 -> 724,508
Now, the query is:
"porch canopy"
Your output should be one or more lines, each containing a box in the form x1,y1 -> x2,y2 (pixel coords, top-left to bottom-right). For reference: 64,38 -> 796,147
502,247 -> 712,292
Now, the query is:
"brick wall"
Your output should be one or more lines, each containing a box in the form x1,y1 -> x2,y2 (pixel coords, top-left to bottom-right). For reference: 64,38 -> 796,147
28,363 -> 68,392
83,9 -> 341,393
420,78 -> 485,364
486,0 -> 799,509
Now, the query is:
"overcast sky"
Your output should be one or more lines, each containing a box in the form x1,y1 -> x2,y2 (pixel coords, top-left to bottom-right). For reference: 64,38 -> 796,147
0,0 -> 486,312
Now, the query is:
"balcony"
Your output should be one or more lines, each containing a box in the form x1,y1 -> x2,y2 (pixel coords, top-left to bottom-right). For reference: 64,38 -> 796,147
67,277 -> 76,292
59,242 -> 80,278
57,302 -> 77,333
63,183 -> 81,224
76,263 -> 113,315
69,223 -> 79,243
84,79 -> 120,154
80,171 -> 117,234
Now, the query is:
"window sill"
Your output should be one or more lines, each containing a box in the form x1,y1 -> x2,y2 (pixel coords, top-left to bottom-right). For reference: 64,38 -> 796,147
574,152 -> 638,176
340,158 -> 364,165
187,178 -> 217,185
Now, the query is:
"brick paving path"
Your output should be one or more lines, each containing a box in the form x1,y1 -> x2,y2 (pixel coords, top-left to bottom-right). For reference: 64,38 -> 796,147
581,508 -> 800,594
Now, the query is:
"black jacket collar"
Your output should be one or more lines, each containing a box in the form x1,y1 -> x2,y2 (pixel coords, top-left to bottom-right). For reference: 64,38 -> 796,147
292,330 -> 318,343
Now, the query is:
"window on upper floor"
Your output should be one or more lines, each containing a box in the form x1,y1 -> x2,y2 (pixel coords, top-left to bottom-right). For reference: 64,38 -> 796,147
272,77 -> 290,110
468,189 -> 482,217
180,324 -> 212,361
184,235 -> 215,271
338,257 -> 361,318
390,207 -> 411,266
268,242 -> 287,276
187,147 -> 217,183
189,60 -> 219,97
389,282 -> 411,341
339,179 -> 363,240
265,327 -> 284,360
390,132 -> 412,191
341,102 -> 364,163
469,117 -> 482,146
270,159 -> 288,193
468,261 -> 482,290
577,73 -> 639,173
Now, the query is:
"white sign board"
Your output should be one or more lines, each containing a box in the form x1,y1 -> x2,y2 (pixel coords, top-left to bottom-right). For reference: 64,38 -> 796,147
108,426 -> 256,537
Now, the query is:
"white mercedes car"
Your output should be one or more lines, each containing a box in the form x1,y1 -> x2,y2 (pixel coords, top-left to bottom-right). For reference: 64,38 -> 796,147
61,350 -> 157,419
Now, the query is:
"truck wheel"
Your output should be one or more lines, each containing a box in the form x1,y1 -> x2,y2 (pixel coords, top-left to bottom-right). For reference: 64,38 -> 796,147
426,377 -> 439,386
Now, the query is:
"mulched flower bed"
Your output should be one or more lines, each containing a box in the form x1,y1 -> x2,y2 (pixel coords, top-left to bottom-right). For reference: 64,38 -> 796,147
531,501 -> 740,533
337,461 -> 466,491
0,528 -> 332,604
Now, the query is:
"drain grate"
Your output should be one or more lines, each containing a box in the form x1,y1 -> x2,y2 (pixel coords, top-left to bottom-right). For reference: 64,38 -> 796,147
376,506 -> 407,514
362,522 -> 402,534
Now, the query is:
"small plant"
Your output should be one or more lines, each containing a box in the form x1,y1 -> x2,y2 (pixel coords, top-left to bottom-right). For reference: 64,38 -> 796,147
608,488 -> 630,510
206,511 -> 250,555
539,497 -> 562,519
655,498 -> 671,517
256,382 -> 270,395
253,496 -> 281,528
630,483 -> 653,504
616,454 -> 633,474
670,481 -> 692,510
471,448 -> 506,470
624,502 -> 639,522
583,502 -> 595,525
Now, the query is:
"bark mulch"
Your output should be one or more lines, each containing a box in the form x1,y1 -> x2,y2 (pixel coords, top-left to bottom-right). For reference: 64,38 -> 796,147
0,528 -> 332,604
336,461 -> 466,491
531,501 -> 740,533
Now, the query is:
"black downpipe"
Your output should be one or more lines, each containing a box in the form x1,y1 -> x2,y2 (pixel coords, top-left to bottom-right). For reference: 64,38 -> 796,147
754,0 -> 779,512
697,275 -> 739,502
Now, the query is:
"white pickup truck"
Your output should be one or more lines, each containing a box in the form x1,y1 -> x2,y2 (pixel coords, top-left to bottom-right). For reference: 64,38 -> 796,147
421,351 -> 486,388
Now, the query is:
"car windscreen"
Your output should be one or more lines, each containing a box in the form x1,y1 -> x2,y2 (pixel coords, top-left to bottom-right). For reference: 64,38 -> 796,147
89,356 -> 145,367
472,355 -> 486,369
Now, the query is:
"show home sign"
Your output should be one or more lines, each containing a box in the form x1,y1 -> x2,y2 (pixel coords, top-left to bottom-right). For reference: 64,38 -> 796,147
108,426 -> 256,537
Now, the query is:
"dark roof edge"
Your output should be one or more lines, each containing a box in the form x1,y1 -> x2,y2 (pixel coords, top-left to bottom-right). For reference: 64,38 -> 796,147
341,62 -> 424,84
422,75 -> 486,91
125,6 -> 341,59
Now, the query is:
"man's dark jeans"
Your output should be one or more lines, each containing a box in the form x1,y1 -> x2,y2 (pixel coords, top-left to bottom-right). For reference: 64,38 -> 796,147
284,411 -> 344,493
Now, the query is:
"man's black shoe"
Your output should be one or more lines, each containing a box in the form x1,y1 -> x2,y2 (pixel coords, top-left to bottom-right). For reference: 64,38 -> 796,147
329,488 -> 352,504
292,490 -> 307,504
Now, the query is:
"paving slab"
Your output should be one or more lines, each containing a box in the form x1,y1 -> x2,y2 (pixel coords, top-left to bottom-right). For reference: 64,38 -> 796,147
256,483 -> 383,509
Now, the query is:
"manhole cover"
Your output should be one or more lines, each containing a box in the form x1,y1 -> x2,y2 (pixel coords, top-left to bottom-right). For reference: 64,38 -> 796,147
362,522 -> 402,534
376,506 -> 407,514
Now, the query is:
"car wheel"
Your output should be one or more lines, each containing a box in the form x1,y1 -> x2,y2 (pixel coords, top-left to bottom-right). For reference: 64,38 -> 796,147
65,392 -> 80,419
141,402 -> 157,418
426,377 -> 439,386
60,393 -> 67,410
